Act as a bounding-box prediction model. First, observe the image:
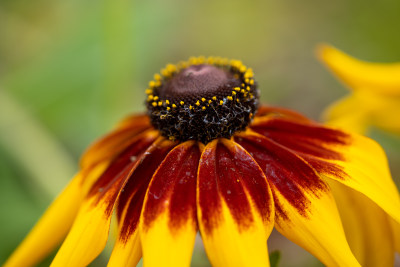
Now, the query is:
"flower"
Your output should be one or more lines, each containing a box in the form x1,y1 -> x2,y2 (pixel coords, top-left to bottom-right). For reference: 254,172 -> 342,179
5,57 -> 400,267
317,44 -> 400,135
318,44 -> 400,266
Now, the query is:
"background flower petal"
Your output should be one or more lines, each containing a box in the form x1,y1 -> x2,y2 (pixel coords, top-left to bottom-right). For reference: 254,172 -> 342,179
317,44 -> 400,96
197,139 -> 274,267
328,180 -> 395,267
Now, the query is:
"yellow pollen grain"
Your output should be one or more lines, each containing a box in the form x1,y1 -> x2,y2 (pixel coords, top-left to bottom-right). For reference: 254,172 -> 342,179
145,89 -> 153,95
161,69 -> 169,77
167,64 -> 177,72
207,57 -> 215,64
219,100 -> 224,105
201,97 -> 206,102
232,91 -> 236,95
202,106 -> 206,110
152,102 -> 157,107
195,100 -> 200,106
190,105 -> 193,109
180,101 -> 184,105
249,79 -> 254,85
241,89 -> 246,93
149,81 -> 156,88
234,87 -> 240,91
158,101 -> 162,106
155,80 -> 161,87
153,96 -> 159,101
208,100 -> 212,104
166,100 -> 170,105
167,107 -> 171,111
246,86 -> 251,91
240,66 -> 247,73
227,96 -> 233,101
249,113 -> 253,118
154,73 -> 161,80
212,96 -> 217,100
236,98 -> 240,102
147,95 -> 154,101
241,83 -> 245,87
172,104 -> 177,108
245,78 -> 250,84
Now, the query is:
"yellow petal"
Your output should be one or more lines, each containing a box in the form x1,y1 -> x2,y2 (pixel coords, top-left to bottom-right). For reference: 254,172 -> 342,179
273,184 -> 360,267
4,175 -> 83,267
391,218 -> 400,253
322,133 -> 400,225
197,139 -> 274,267
317,44 -> 400,96
140,141 -> 201,267
51,160 -> 137,267
328,179 -> 395,267
323,94 -> 370,134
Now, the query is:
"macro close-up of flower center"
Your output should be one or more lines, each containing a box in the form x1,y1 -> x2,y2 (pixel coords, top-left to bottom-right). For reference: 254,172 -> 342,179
145,58 -> 258,143
5,57 -> 400,267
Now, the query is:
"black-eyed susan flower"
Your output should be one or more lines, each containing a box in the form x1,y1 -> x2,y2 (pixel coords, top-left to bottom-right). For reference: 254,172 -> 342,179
317,44 -> 400,266
318,44 -> 400,135
5,56 -> 400,267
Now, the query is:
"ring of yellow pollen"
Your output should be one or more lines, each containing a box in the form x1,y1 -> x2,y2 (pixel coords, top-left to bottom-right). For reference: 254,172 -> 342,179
145,56 -> 259,144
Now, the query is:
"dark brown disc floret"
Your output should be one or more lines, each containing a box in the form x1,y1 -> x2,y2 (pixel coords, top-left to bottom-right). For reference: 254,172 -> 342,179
145,57 -> 259,144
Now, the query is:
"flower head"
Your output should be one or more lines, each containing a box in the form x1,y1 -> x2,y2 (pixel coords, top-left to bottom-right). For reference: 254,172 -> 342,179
5,57 -> 400,267
318,44 -> 400,134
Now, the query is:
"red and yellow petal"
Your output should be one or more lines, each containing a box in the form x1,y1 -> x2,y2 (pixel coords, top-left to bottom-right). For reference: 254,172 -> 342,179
139,141 -> 201,267
108,138 -> 177,267
51,132 -> 159,266
197,139 -> 274,267
4,174 -> 83,267
51,163 -> 135,266
235,132 -> 360,266
80,114 -> 152,169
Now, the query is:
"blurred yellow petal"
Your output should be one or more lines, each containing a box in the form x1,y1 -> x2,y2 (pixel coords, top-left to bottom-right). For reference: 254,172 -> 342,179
317,44 -> 400,96
197,140 -> 274,267
323,94 -> 370,134
273,185 -> 360,267
4,175 -> 83,267
391,218 -> 400,253
328,180 -> 395,266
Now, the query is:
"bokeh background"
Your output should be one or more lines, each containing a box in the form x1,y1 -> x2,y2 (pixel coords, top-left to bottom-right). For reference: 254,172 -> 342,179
1,0 -> 400,266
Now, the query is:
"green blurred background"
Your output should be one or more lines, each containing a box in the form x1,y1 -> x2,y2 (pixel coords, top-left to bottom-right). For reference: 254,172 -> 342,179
1,0 -> 400,266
